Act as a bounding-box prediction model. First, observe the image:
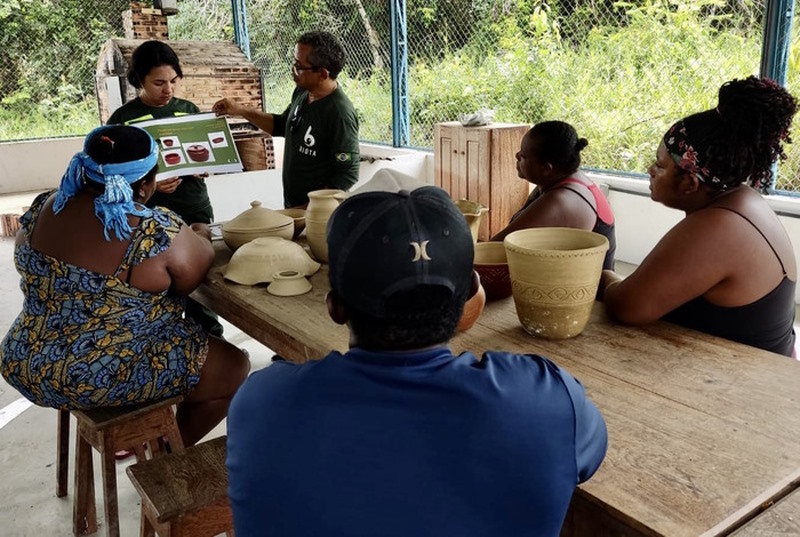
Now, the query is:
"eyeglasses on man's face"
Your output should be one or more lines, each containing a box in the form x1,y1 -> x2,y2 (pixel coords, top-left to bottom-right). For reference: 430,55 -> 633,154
291,60 -> 319,75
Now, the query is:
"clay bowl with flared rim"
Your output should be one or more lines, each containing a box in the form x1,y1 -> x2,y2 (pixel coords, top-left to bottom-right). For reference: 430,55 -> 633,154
162,138 -> 174,147
275,208 -> 306,240
457,275 -> 486,332
267,270 -> 313,297
473,241 -> 512,301
222,237 -> 321,286
503,227 -> 609,339
164,152 -> 181,165
222,201 -> 295,250
186,144 -> 210,162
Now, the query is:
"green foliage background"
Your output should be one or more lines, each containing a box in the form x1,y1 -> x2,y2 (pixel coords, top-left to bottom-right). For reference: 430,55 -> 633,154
0,0 -> 798,191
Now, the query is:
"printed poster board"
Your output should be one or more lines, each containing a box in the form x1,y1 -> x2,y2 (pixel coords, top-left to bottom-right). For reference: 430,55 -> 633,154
133,113 -> 243,181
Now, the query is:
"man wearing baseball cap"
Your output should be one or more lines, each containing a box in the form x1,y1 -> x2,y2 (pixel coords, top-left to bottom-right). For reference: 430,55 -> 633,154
226,186 -> 607,537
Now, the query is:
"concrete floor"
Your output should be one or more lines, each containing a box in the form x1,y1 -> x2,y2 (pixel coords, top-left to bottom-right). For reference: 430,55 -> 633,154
0,236 -> 275,537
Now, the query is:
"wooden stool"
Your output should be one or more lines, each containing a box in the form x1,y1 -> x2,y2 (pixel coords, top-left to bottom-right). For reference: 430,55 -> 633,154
126,435 -> 234,537
61,396 -> 185,537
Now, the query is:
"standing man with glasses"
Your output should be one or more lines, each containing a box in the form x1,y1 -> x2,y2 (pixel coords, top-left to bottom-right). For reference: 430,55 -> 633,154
213,31 -> 360,208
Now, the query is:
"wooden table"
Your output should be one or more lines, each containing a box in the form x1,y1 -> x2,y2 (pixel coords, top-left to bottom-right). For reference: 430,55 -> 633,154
193,244 -> 800,537
729,486 -> 800,535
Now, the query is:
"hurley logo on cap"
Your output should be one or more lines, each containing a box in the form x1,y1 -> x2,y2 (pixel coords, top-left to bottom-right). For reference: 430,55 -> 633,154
327,186 -> 474,318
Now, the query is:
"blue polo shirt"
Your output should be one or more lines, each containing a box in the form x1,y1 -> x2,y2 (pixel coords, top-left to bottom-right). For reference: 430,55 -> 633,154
227,347 -> 607,537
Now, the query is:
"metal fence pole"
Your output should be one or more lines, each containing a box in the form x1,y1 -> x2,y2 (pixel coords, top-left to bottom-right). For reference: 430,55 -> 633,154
232,0 -> 251,61
761,0 -> 795,193
389,0 -> 410,147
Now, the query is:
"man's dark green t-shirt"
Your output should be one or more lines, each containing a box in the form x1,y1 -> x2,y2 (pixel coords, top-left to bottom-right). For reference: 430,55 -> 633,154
107,97 -> 213,224
272,86 -> 360,208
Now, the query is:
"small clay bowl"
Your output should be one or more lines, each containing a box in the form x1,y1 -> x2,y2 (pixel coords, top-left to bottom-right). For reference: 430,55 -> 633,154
164,152 -> 181,165
212,136 -> 224,144
267,270 -> 312,296
187,144 -> 210,162
473,242 -> 512,301
162,138 -> 174,147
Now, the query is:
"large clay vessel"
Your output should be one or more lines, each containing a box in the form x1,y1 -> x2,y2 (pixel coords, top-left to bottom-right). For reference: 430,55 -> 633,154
454,199 -> 489,244
305,189 -> 344,262
504,228 -> 608,339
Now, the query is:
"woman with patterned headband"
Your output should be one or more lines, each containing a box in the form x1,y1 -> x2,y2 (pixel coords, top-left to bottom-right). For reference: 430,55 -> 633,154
0,125 -> 249,446
600,76 -> 797,357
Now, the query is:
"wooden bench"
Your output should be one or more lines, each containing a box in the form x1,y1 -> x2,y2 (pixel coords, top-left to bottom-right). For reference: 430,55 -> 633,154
61,396 -> 185,537
126,435 -> 234,537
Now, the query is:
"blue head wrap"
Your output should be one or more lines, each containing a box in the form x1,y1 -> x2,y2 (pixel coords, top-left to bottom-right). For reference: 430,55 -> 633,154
53,125 -> 158,241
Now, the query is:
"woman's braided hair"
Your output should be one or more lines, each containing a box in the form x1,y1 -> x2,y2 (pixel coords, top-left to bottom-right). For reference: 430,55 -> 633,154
679,76 -> 797,191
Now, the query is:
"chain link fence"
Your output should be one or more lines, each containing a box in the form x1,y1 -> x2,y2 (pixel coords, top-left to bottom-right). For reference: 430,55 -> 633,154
1,0 -> 799,193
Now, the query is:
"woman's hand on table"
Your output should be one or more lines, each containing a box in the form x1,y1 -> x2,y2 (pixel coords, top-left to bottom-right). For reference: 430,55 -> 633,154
157,177 -> 182,194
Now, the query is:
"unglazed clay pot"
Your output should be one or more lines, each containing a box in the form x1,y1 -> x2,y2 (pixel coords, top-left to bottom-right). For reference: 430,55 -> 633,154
457,274 -> 486,332
504,228 -> 608,339
267,270 -> 313,296
455,199 -> 489,244
164,152 -> 181,165
223,237 -> 320,285
187,144 -> 210,162
221,201 -> 294,250
305,189 -> 344,262
275,208 -> 306,240
473,241 -> 512,301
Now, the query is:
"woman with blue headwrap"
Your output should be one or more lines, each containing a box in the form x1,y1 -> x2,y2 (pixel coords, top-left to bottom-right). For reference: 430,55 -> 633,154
599,77 -> 797,358
0,125 -> 249,446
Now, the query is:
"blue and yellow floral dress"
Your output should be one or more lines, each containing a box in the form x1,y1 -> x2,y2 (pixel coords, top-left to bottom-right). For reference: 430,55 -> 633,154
0,192 -> 209,409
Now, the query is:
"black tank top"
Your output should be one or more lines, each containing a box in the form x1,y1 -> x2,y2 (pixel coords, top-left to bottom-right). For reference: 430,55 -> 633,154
663,207 -> 797,357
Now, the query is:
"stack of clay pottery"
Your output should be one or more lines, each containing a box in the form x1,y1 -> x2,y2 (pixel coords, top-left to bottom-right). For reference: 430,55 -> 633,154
221,201 -> 294,251
454,199 -> 489,244
305,189 -> 345,262
504,228 -> 608,339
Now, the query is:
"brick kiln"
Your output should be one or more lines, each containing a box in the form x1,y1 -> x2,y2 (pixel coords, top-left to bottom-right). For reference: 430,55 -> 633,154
95,3 -> 274,170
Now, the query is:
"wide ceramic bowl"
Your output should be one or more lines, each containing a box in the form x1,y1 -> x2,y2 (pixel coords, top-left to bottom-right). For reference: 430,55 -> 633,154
221,201 -> 294,250
223,237 -> 321,285
275,208 -> 306,240
473,242 -> 511,301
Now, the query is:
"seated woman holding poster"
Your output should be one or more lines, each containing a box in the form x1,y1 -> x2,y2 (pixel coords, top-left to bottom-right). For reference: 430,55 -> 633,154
0,125 -> 250,446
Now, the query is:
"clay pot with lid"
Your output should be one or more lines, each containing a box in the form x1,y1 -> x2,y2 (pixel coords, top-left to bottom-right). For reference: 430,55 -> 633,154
221,200 -> 294,251
305,189 -> 345,262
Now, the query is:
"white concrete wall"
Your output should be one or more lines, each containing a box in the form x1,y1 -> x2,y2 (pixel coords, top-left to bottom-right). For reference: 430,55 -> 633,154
1,137 -> 798,302
0,137 -> 83,195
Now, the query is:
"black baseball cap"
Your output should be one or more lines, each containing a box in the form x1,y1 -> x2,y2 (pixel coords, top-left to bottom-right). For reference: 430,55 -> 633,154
327,186 -> 475,318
